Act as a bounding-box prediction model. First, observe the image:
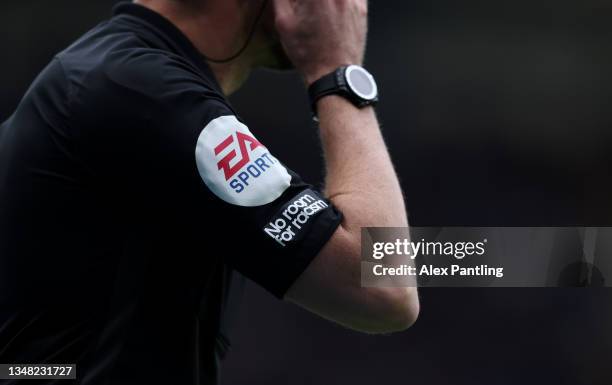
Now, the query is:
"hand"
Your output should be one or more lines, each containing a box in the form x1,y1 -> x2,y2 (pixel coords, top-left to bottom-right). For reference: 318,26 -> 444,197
273,0 -> 368,86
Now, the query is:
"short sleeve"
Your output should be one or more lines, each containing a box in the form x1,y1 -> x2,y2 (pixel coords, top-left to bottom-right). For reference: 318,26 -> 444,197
194,114 -> 343,298
100,50 -> 343,298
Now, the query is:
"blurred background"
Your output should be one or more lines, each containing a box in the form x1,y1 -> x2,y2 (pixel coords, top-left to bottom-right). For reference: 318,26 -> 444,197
1,1 -> 611,384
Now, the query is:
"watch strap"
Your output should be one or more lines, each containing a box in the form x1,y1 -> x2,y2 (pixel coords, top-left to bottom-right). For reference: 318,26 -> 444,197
308,67 -> 349,114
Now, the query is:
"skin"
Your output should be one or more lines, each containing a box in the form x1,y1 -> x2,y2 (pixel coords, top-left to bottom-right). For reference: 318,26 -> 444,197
135,0 -> 419,333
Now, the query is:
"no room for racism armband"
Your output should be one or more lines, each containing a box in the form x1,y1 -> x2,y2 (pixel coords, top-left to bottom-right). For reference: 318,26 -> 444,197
263,189 -> 331,247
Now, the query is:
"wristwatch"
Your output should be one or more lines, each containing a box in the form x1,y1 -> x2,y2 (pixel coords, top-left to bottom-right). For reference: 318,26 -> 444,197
308,65 -> 379,117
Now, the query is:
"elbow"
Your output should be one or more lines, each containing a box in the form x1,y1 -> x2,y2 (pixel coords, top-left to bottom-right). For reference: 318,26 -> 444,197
353,241 -> 420,333
388,288 -> 420,332
378,287 -> 420,333
357,287 -> 420,334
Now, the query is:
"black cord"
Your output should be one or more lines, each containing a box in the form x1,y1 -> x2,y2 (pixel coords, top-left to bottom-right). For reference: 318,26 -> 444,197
202,0 -> 269,63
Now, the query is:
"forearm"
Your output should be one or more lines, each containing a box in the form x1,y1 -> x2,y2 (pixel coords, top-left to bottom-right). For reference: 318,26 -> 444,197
318,95 -> 408,232
286,95 -> 415,332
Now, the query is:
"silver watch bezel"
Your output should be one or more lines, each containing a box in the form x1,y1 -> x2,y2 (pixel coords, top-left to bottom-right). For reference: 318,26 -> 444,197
344,65 -> 378,101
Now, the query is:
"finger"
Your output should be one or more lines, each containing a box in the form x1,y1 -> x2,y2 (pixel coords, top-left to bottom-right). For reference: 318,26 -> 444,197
272,0 -> 294,21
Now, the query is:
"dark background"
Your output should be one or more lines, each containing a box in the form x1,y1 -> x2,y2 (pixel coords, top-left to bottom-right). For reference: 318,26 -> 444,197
2,1 -> 611,384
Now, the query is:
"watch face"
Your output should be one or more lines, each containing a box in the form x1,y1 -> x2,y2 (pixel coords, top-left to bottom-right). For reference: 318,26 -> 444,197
345,65 -> 378,101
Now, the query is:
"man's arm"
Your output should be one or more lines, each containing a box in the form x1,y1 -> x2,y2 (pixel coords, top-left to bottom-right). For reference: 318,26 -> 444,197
274,0 -> 419,333
287,97 -> 418,334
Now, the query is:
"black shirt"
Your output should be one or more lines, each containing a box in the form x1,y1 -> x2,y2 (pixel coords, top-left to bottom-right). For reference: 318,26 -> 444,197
0,3 -> 342,384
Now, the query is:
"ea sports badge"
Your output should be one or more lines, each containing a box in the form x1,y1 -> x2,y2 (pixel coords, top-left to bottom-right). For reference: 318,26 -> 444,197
195,115 -> 291,207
